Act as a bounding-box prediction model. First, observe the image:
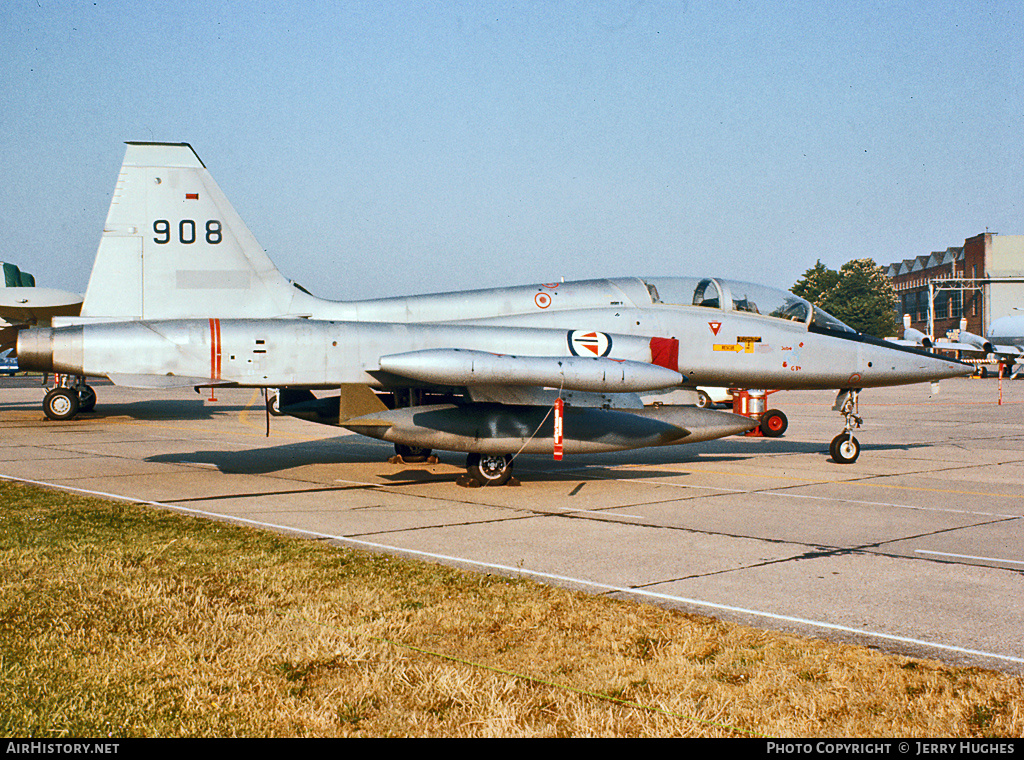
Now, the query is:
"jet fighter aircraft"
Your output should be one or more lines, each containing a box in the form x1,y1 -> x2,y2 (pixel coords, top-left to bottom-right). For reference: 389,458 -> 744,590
12,143 -> 971,483
959,315 -> 1023,367
0,261 -> 83,353
891,314 -> 1022,378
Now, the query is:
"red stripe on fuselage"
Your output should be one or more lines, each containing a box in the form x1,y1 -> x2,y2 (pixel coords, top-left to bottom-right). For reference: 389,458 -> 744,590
209,318 -> 222,380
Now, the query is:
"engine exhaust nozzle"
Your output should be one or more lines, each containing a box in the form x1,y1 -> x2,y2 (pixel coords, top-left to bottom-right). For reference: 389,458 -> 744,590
16,327 -> 54,373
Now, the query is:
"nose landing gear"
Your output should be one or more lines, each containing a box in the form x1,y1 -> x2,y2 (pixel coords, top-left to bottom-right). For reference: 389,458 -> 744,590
830,389 -> 862,464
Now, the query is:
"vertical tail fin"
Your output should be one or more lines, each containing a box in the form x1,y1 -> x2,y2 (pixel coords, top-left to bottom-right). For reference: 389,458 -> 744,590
81,142 -> 303,319
3,262 -> 36,287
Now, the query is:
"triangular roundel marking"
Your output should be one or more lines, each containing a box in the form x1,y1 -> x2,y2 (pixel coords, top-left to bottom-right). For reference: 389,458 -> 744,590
567,330 -> 613,357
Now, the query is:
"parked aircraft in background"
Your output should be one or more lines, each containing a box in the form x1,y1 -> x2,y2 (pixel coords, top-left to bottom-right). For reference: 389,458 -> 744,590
0,348 -> 18,376
8,143 -> 971,483
892,314 -> 1022,377
0,261 -> 83,353
960,314 -> 1023,364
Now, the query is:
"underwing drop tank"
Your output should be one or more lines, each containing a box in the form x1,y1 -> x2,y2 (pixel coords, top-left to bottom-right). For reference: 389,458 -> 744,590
341,402 -> 757,455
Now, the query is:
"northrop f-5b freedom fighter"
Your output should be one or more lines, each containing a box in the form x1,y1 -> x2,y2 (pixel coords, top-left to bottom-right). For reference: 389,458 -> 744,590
11,143 -> 972,484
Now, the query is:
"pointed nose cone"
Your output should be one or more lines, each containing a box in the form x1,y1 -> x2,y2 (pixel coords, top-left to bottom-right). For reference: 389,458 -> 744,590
884,346 -> 973,384
859,335 -> 973,387
686,409 -> 761,441
931,356 -> 975,380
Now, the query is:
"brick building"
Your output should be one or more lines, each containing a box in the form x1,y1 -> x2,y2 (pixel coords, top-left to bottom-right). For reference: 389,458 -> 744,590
885,233 -> 1024,340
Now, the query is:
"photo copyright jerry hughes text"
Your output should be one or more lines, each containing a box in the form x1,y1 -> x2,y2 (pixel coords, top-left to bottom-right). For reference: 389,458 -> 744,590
766,743 -> 1016,756
6,744 -> 118,755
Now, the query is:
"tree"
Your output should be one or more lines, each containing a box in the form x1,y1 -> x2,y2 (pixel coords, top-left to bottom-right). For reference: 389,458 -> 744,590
792,258 -> 898,338
791,260 -> 839,305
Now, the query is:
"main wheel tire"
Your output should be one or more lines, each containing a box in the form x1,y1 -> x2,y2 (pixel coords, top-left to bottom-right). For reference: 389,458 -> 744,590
394,443 -> 433,463
695,391 -> 712,408
466,453 -> 513,486
44,388 -> 80,421
759,409 -> 788,437
830,434 -> 860,464
78,385 -> 97,413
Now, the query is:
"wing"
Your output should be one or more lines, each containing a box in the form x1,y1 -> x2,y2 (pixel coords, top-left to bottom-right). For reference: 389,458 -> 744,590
0,288 -> 84,325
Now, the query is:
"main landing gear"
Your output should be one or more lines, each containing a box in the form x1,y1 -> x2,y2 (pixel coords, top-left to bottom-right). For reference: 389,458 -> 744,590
457,453 -> 517,487
466,453 -> 515,486
389,445 -> 517,487
391,445 -> 517,487
391,443 -> 437,464
830,389 -> 862,464
42,375 -> 96,420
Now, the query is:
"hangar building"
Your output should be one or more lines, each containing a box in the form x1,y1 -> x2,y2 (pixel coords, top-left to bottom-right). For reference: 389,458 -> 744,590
885,232 -> 1024,340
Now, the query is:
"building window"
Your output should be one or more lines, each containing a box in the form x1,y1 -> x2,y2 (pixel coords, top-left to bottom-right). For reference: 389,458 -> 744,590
949,291 -> 961,319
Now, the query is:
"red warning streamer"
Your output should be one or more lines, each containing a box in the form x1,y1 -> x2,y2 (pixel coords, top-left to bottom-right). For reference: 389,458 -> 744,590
553,397 -> 564,461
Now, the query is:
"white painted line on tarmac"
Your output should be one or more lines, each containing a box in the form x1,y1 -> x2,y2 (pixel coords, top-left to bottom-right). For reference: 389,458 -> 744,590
759,490 -> 1021,519
4,472 -> 1022,670
916,549 -> 1024,566
553,508 -> 646,519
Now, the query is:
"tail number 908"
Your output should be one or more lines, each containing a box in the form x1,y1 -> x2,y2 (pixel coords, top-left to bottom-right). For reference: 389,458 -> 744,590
153,219 -> 222,245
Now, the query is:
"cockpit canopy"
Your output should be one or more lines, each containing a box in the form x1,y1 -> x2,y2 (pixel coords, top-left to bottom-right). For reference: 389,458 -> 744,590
643,277 -> 856,334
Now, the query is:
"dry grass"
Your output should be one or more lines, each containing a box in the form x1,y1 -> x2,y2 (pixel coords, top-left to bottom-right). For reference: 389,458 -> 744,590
1,479 -> 1021,738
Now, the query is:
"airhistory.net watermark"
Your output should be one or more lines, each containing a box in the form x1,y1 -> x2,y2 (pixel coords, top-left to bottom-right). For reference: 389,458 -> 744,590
6,743 -> 119,755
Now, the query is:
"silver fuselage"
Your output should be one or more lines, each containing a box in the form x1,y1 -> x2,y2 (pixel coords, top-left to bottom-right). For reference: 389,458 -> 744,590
22,276 -> 968,391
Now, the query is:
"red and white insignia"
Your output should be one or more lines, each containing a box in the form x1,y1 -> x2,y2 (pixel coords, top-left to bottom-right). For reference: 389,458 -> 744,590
708,321 -> 722,336
534,292 -> 552,309
567,330 -> 612,357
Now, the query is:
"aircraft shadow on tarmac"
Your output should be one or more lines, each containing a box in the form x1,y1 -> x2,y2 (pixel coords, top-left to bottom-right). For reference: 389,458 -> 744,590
144,436 -> 700,484
92,399 -> 252,421
146,437 -> 392,474
690,437 -> 934,460
0,392 -> 250,421
144,434 -> 935,484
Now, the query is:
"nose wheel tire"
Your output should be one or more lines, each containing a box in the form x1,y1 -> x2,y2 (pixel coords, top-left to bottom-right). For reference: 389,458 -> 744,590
830,434 -> 860,464
44,388 -> 80,421
466,453 -> 514,486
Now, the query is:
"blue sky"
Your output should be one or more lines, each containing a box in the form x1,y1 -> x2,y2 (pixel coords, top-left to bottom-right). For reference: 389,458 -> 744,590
1,1 -> 1021,300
